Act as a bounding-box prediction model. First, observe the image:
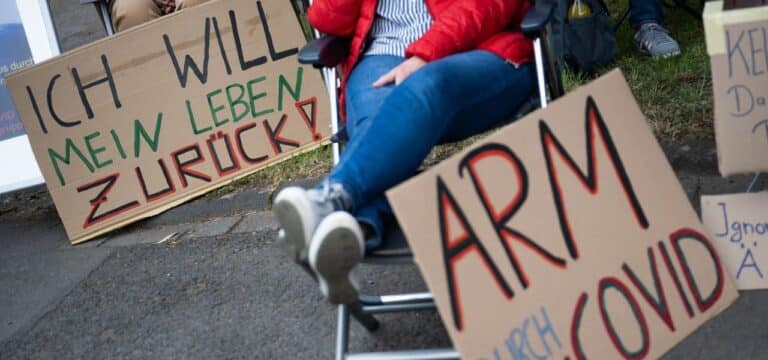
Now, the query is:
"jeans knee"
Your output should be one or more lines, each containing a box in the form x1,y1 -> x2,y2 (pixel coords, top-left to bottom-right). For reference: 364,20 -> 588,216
403,65 -> 449,98
396,69 -> 448,115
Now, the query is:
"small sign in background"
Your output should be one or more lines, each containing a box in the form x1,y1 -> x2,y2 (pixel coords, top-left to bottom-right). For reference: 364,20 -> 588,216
702,192 -> 768,289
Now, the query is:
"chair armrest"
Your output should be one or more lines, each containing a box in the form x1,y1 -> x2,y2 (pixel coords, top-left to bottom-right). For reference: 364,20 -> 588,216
521,2 -> 556,38
298,35 -> 350,69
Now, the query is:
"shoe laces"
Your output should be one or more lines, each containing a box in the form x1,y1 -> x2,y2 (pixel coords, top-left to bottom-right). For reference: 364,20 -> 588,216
312,180 -> 354,212
320,180 -> 333,203
636,23 -> 675,50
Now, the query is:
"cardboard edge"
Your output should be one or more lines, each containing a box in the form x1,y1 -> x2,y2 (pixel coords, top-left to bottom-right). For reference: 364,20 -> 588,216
69,138 -> 330,244
5,0 -> 302,81
703,2 -> 768,56
6,12 -> 177,81
660,290 -> 739,358
717,160 -> 768,177
703,1 -> 726,55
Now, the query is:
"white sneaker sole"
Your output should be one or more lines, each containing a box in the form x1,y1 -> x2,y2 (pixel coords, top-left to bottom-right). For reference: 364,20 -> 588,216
273,187 -> 315,261
309,212 -> 364,305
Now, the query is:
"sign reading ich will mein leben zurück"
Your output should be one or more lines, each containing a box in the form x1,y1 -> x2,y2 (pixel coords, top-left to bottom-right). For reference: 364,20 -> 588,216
387,70 -> 738,359
6,0 -> 329,244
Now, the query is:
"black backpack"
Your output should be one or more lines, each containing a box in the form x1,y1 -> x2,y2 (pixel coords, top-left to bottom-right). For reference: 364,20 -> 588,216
540,0 -> 619,74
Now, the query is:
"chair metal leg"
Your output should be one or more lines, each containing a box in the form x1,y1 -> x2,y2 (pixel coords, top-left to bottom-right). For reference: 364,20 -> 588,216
747,173 -> 764,192
349,302 -> 380,331
337,292 -> 454,360
359,292 -> 436,313
538,28 -> 563,100
533,38 -> 548,109
614,7 -> 631,32
322,66 -> 341,165
346,348 -> 460,360
95,2 -> 114,36
336,305 -> 351,360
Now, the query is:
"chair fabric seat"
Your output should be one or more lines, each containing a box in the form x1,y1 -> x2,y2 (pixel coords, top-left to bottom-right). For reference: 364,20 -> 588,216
364,216 -> 413,263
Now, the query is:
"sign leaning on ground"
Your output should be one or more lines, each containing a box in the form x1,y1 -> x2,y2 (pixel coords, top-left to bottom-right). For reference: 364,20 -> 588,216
6,0 -> 329,244
703,1 -> 768,175
387,70 -> 738,359
702,192 -> 768,290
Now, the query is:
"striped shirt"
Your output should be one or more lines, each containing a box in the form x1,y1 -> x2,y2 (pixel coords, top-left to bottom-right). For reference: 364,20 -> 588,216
364,0 -> 433,57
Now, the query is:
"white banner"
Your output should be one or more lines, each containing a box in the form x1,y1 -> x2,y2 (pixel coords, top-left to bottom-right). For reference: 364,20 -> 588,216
0,0 -> 59,193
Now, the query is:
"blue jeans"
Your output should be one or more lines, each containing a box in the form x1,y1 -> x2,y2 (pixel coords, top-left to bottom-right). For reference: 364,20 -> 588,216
327,51 -> 533,250
630,0 -> 665,28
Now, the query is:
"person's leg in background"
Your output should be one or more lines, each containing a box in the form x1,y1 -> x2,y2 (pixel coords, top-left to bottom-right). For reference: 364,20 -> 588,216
630,0 -> 681,58
110,0 -> 211,33
110,0 -> 162,33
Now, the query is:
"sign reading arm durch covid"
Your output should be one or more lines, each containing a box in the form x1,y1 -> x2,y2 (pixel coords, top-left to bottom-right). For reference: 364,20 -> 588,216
387,70 -> 738,359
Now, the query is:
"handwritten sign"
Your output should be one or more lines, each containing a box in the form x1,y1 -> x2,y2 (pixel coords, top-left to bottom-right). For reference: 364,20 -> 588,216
702,192 -> 768,289
704,1 -> 768,175
6,0 -> 329,244
387,70 -> 738,359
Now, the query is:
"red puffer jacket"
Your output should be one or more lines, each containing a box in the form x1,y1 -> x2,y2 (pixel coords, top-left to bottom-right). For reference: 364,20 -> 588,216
307,0 -> 533,120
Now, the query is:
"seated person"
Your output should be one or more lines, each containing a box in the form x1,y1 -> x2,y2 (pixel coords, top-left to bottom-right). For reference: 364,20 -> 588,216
109,0 -> 209,32
630,0 -> 680,58
273,0 -> 535,304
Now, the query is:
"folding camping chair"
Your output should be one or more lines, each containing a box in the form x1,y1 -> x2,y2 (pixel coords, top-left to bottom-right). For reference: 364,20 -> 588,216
294,1 -> 564,359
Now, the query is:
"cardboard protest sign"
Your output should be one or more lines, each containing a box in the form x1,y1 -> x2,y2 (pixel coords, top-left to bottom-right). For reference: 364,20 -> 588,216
702,192 -> 768,289
703,1 -> 768,175
6,0 -> 329,244
387,70 -> 738,359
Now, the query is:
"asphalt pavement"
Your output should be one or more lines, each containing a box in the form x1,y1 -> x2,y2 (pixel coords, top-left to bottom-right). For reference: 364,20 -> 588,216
2,142 -> 766,359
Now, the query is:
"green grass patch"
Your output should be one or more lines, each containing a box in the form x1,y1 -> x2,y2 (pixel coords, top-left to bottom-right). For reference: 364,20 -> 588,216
205,144 -> 333,199
566,0 -> 713,140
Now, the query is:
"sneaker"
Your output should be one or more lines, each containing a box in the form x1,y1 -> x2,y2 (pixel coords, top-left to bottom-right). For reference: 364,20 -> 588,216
634,23 -> 681,59
309,212 -> 365,304
272,182 -> 353,261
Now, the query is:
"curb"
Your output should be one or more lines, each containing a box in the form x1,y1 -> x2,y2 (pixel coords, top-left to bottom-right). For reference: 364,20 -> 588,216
1,139 -> 760,228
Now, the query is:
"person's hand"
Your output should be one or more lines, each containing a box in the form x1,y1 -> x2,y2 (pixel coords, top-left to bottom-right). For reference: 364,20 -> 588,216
372,56 -> 427,87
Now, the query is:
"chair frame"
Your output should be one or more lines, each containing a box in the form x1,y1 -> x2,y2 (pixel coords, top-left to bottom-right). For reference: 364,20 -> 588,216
80,0 -> 114,35
297,2 -> 562,359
